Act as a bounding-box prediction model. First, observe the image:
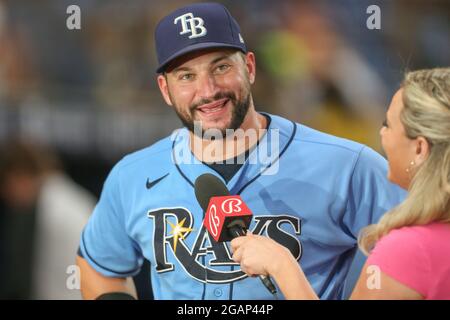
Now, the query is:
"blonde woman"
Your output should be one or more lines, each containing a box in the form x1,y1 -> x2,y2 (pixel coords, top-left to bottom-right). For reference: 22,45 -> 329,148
231,68 -> 450,299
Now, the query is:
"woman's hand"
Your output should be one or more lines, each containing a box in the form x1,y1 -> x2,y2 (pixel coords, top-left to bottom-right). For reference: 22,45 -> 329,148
230,232 -> 292,278
231,232 -> 319,299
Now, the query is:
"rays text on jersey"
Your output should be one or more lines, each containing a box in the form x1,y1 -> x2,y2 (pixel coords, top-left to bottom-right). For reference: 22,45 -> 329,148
148,207 -> 302,283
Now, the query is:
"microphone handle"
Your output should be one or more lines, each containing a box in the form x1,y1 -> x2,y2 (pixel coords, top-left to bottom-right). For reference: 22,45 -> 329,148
259,274 -> 277,295
229,225 -> 278,295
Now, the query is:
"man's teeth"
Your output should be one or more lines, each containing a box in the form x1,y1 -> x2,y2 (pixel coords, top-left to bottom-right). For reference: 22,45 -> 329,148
201,105 -> 223,113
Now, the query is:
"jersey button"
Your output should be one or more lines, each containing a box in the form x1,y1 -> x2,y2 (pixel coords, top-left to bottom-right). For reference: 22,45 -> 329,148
213,288 -> 223,297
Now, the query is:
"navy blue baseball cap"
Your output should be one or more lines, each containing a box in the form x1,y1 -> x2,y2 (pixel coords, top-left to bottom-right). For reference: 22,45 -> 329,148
154,2 -> 247,73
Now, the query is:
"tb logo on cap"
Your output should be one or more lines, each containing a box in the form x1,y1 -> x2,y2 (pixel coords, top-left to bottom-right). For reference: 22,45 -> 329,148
174,13 -> 207,39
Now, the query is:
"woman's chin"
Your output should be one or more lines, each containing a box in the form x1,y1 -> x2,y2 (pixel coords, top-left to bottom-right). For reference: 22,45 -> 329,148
387,173 -> 409,190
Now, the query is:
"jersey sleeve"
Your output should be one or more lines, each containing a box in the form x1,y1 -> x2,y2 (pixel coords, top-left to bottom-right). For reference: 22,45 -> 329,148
79,163 -> 143,277
367,228 -> 429,296
343,146 -> 406,238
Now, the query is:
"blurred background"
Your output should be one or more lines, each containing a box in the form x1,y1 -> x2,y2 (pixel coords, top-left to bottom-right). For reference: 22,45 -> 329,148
0,0 -> 448,299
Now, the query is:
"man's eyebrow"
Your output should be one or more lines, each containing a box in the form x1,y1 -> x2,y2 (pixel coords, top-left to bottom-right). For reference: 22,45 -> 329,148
210,54 -> 233,65
171,53 -> 234,74
171,66 -> 192,74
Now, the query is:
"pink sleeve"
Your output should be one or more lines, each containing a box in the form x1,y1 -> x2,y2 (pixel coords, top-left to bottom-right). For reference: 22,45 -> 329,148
366,227 -> 430,296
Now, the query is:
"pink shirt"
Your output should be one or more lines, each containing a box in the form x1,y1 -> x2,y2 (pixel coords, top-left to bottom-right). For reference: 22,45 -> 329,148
367,222 -> 450,300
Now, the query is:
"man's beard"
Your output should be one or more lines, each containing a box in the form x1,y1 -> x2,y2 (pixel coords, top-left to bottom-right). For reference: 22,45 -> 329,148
173,91 -> 251,138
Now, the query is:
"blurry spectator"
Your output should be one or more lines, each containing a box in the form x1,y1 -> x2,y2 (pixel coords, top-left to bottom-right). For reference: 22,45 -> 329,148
0,140 -> 95,299
257,1 -> 387,148
0,1 -> 37,108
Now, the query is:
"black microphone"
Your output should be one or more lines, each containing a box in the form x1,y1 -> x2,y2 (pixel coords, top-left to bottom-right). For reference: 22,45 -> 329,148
195,173 -> 278,296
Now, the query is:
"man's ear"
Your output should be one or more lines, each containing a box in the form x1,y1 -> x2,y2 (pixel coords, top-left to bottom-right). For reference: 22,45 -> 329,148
413,136 -> 430,167
157,74 -> 173,106
245,52 -> 256,85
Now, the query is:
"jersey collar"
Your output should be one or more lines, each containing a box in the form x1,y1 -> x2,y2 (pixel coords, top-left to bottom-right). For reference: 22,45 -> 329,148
171,113 -> 297,195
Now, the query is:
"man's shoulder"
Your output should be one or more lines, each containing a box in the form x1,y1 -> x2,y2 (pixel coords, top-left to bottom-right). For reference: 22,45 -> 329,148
293,123 -> 365,155
268,113 -> 385,167
295,124 -> 389,173
114,134 -> 175,172
268,113 -> 365,154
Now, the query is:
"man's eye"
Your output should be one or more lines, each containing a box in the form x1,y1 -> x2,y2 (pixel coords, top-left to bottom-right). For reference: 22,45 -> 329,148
180,74 -> 194,80
382,119 -> 388,127
216,64 -> 230,72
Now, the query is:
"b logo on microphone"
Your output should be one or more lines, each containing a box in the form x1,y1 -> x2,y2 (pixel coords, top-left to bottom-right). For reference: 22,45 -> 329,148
203,195 -> 252,242
208,204 -> 220,237
221,198 -> 242,214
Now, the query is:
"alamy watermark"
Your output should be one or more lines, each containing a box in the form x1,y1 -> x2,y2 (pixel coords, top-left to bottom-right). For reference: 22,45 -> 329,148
366,264 -> 381,290
66,264 -> 81,290
170,121 -> 281,176
366,5 -> 381,30
66,5 -> 81,30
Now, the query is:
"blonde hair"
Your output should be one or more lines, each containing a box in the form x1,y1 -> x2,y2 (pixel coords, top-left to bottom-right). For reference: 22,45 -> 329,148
359,68 -> 450,255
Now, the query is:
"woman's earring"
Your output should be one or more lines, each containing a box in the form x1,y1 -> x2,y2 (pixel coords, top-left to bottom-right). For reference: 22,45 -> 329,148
405,161 -> 415,173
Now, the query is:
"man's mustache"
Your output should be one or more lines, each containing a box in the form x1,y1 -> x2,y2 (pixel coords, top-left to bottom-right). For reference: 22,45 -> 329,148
190,92 -> 236,111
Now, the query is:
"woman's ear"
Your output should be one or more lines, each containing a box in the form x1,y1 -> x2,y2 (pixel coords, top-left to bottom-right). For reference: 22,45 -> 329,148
413,136 -> 430,167
157,74 -> 173,106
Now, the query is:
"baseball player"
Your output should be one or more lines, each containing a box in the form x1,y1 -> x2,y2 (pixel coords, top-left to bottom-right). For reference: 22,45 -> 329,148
77,2 -> 405,300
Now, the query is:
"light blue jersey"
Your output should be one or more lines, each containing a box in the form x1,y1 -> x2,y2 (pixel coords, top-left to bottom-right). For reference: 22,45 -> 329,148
79,113 -> 405,299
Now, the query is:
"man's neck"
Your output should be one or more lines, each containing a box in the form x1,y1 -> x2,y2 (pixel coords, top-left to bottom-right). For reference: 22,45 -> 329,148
190,110 -> 268,163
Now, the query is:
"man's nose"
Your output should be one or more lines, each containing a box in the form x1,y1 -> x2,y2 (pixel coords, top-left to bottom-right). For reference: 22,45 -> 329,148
196,73 -> 219,99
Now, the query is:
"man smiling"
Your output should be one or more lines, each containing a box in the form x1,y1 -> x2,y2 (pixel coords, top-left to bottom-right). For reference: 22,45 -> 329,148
77,2 -> 405,300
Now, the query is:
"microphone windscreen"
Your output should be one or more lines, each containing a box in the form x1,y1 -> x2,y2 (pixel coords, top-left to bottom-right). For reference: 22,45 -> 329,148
194,173 -> 230,211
